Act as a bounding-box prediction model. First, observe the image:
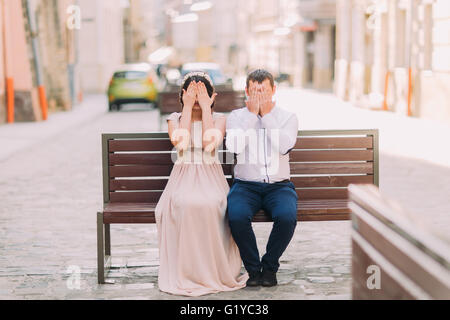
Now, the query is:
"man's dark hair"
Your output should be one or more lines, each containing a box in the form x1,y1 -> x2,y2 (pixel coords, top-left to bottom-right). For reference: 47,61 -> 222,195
246,69 -> 274,89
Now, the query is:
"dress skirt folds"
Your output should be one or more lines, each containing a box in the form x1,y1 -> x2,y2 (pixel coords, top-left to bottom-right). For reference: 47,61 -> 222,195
154,112 -> 248,297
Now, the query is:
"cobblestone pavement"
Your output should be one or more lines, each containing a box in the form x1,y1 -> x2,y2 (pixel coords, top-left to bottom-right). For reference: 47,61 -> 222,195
0,90 -> 449,300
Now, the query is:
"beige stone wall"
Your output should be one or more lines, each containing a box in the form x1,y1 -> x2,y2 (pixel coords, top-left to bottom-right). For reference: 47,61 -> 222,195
36,0 -> 74,112
419,72 -> 450,121
417,0 -> 450,123
78,0 -> 125,93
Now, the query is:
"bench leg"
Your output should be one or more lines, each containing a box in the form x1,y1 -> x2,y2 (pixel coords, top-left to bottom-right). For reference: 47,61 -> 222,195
105,223 -> 111,256
97,212 -> 111,284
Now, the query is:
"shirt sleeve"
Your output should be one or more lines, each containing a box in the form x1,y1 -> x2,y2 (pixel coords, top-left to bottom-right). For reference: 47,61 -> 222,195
167,112 -> 181,127
225,109 -> 259,154
261,112 -> 298,155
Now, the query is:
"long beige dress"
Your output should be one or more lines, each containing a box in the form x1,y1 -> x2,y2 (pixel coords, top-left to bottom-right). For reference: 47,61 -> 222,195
155,112 -> 248,297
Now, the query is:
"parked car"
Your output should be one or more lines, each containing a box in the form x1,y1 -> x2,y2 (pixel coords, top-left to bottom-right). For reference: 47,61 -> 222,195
178,62 -> 233,89
107,63 -> 160,111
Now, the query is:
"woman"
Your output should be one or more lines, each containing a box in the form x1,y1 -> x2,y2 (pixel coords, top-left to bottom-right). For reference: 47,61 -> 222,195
155,72 -> 248,297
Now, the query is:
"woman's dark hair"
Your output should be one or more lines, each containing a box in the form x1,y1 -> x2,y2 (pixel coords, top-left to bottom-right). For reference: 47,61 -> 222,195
179,72 -> 215,109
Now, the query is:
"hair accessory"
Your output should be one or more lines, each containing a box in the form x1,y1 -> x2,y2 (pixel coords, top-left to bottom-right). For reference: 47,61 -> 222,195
182,71 -> 214,87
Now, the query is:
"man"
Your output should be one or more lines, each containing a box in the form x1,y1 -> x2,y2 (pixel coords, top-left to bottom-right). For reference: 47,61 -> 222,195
226,69 -> 299,287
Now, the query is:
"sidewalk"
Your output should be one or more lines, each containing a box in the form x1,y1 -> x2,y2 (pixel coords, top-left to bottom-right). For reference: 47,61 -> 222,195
276,88 -> 450,244
276,88 -> 450,168
0,95 -> 106,163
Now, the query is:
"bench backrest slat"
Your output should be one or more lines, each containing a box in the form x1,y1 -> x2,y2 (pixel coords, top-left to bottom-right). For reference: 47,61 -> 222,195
102,130 -> 379,204
349,184 -> 450,299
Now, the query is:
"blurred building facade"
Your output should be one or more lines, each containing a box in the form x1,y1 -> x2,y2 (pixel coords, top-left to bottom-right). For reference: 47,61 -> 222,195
147,0 -> 336,90
33,0 -> 78,112
0,0 -> 42,123
0,0 -> 83,124
124,0 -> 166,63
246,0 -> 336,89
78,0 -> 126,93
335,0 -> 450,123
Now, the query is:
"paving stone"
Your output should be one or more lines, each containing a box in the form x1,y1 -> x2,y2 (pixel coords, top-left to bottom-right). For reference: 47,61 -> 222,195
111,296 -> 150,300
332,266 -> 351,274
304,289 -> 315,295
123,283 -> 155,290
307,277 -> 336,284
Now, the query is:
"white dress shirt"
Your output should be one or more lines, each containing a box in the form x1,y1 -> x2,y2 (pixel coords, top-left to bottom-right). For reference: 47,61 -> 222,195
225,105 -> 299,183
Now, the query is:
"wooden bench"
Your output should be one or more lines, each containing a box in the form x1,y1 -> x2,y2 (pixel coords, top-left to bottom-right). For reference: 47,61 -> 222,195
97,129 -> 379,283
349,184 -> 450,299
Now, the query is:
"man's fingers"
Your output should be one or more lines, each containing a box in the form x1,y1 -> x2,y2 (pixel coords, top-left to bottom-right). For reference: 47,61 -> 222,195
256,91 -> 262,107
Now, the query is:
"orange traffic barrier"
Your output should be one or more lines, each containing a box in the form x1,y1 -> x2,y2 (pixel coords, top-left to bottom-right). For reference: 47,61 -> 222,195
407,67 -> 413,117
38,85 -> 48,120
6,77 -> 14,123
382,71 -> 389,111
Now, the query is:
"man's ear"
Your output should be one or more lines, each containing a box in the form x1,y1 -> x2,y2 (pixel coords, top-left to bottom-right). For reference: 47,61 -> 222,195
272,84 -> 277,96
245,87 -> 252,100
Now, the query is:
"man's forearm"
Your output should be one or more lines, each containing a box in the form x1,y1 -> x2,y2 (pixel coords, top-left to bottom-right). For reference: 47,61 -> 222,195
261,112 -> 298,155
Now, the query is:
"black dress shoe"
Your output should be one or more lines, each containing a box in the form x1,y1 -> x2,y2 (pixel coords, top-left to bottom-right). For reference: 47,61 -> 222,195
261,269 -> 277,287
246,271 -> 262,287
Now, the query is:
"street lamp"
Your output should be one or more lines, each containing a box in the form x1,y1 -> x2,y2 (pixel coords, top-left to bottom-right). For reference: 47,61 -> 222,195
190,1 -> 213,12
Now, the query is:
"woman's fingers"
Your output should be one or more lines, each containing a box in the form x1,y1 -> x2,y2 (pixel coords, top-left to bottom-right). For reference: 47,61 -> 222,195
199,82 -> 207,95
188,82 -> 196,95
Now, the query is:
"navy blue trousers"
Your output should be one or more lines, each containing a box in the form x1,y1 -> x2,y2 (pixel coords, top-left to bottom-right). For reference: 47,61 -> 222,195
227,179 -> 298,274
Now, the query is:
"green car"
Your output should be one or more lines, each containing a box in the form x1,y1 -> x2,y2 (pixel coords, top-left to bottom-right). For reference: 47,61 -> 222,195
107,63 -> 160,111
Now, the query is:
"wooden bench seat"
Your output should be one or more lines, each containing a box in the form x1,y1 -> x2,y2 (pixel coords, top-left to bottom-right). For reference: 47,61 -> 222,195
102,199 -> 351,224
97,129 -> 379,283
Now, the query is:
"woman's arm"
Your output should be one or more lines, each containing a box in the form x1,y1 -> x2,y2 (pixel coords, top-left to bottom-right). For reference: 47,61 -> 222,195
168,83 -> 196,151
204,115 -> 226,153
197,82 -> 221,152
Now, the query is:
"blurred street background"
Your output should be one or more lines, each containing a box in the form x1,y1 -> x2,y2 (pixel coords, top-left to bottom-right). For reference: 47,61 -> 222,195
0,0 -> 449,300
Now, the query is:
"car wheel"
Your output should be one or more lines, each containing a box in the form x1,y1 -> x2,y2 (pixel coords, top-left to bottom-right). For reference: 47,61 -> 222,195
109,103 -> 121,111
